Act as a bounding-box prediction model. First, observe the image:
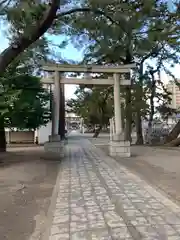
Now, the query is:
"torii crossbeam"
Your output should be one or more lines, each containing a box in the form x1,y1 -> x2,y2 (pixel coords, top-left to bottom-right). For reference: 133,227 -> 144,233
41,63 -> 135,143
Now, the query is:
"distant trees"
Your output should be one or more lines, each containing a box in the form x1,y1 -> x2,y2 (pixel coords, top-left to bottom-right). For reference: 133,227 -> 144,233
64,0 -> 179,144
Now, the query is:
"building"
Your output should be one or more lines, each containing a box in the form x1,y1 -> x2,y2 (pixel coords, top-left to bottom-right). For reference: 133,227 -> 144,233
165,80 -> 180,127
166,81 -> 180,109
66,112 -> 81,128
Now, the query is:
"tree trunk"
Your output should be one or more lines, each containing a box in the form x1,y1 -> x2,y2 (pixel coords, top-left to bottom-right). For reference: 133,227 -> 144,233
125,86 -> 132,142
135,112 -> 144,144
135,63 -> 144,145
164,136 -> 180,147
93,126 -> 102,138
0,1 -> 60,151
146,73 -> 156,145
165,120 -> 180,143
148,72 -> 156,129
0,118 -> 6,152
123,47 -> 133,142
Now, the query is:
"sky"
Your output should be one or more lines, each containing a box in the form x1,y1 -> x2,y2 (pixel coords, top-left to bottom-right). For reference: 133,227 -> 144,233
0,26 -> 180,100
47,34 -> 84,99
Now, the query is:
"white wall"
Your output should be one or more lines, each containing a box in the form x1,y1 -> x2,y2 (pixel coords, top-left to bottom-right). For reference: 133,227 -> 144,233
37,122 -> 52,144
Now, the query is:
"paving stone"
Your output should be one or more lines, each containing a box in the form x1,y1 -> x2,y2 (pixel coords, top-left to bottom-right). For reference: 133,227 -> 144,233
49,233 -> 69,240
50,224 -> 69,235
128,216 -> 150,226
47,137 -> 180,240
135,225 -> 159,238
154,224 -> 178,236
104,211 -> 125,228
71,231 -> 87,240
162,236 -> 180,240
70,221 -> 88,232
111,226 -> 132,239
53,215 -> 69,224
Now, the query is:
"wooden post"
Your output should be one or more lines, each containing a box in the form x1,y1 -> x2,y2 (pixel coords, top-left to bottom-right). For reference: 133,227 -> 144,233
54,71 -> 60,135
58,82 -> 66,140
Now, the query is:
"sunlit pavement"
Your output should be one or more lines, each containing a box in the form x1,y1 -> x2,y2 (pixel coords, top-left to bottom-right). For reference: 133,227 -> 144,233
46,131 -> 180,240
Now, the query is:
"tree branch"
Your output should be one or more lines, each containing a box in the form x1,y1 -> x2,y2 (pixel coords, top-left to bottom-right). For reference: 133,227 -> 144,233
0,4 -> 123,75
0,0 -> 60,75
57,7 -> 118,25
140,45 -> 164,64
0,0 -> 12,12
56,7 -> 129,35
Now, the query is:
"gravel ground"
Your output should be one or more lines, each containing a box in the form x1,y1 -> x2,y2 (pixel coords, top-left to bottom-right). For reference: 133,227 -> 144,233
0,147 -> 59,240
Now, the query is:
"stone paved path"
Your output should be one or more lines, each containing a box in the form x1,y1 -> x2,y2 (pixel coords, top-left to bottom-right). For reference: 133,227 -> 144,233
47,137 -> 180,240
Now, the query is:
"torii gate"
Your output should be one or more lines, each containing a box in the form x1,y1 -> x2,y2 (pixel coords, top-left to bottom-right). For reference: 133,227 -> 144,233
41,63 -> 135,157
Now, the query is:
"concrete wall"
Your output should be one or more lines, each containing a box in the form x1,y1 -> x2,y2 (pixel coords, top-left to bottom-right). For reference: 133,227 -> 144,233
37,122 -> 52,144
6,131 -> 34,143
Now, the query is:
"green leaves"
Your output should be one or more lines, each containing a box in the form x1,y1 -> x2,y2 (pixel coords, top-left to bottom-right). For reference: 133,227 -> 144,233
0,72 -> 51,130
64,0 -> 179,126
66,86 -> 114,126
5,1 -> 47,38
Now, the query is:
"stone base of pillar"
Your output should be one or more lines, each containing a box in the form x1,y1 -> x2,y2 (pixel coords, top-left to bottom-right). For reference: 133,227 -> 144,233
44,140 -> 65,158
112,133 -> 125,141
49,135 -> 61,142
109,140 -> 131,158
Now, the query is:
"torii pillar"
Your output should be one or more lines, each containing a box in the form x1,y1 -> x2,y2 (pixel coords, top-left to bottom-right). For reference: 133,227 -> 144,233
46,71 -> 64,157
113,73 -> 123,140
50,71 -> 66,141
109,73 -> 131,157
49,71 -> 61,141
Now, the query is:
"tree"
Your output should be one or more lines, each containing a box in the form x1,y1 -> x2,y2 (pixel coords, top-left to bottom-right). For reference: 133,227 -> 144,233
59,0 -> 179,143
0,0 -> 59,73
0,0 -> 179,150
67,85 -> 114,137
0,0 -> 118,74
0,31 -> 51,151
157,105 -> 178,122
0,0 -> 60,151
0,71 -> 50,150
0,0 -> 120,151
4,75 -> 51,130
